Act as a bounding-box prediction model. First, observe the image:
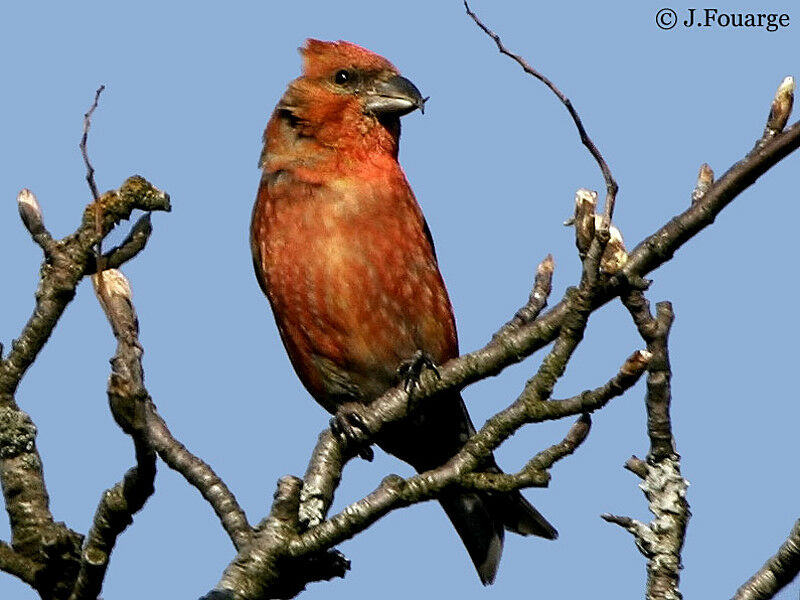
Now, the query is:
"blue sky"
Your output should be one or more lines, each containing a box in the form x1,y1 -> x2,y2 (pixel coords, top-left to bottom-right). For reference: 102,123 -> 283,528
1,1 -> 798,599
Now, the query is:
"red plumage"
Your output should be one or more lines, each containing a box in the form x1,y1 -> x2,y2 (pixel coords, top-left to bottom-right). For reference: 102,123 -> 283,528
251,39 -> 556,584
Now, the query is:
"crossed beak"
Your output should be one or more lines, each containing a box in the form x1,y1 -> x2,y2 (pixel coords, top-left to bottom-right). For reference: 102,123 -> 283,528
363,75 -> 428,117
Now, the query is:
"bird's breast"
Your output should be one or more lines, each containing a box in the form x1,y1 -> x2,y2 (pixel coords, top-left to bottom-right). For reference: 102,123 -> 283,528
253,172 -> 457,405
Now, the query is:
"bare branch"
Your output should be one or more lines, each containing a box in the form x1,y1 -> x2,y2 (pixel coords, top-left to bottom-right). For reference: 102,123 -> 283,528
461,414 -> 591,492
464,1 -> 618,222
144,405 -> 253,551
602,513 -> 646,534
0,403 -> 58,553
68,270 -> 157,600
623,118 -> 800,278
624,455 -> 648,480
85,213 -> 154,275
299,430 -> 348,527
217,477 -> 348,600
611,292 -> 689,600
69,438 -> 154,600
73,265 -> 254,597
0,176 -> 170,396
80,85 -> 105,202
299,345 -> 648,532
732,519 -> 800,600
479,115 -> 800,418
496,254 -> 555,334
544,349 -> 650,417
93,269 -> 252,551
0,403 -> 84,597
621,293 -> 676,461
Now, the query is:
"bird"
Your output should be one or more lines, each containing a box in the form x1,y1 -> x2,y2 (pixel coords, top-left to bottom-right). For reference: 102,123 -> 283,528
250,38 -> 557,584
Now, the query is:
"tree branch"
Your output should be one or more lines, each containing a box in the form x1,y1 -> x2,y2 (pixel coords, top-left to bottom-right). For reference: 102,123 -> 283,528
623,118 -> 800,279
606,295 -> 690,600
621,293 -> 676,462
0,176 -> 169,598
0,175 -> 170,396
84,213 -> 154,275
460,414 -> 591,492
143,404 -> 253,551
497,254 -> 554,333
67,270 -> 157,600
92,270 -> 253,552
732,519 -> 800,600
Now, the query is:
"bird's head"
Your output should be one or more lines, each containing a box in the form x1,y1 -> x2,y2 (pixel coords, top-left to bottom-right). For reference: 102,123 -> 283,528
299,39 -> 427,118
269,40 -> 426,156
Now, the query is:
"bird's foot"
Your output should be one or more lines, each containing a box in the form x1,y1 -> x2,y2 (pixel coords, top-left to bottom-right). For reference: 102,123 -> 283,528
330,406 -> 374,461
398,350 -> 441,394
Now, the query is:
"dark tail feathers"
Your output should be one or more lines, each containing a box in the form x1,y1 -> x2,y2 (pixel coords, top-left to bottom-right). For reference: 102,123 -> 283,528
439,490 -> 556,585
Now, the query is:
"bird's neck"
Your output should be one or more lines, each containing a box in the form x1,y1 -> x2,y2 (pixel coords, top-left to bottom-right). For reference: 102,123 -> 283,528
261,106 -> 402,182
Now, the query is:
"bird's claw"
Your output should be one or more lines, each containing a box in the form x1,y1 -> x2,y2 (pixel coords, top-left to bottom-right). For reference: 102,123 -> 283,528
330,409 -> 374,461
398,350 -> 441,394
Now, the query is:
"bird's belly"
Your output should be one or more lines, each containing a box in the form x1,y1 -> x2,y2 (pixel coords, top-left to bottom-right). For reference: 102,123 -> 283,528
268,218 -> 453,404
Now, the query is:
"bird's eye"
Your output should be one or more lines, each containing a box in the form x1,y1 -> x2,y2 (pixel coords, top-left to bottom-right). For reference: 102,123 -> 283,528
334,70 -> 350,85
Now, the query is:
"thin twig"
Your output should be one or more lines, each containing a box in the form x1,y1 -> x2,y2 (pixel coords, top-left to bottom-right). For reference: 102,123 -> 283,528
496,254 -> 555,335
81,85 -> 108,305
81,85 -> 105,202
625,456 -> 649,480
464,1 -> 618,222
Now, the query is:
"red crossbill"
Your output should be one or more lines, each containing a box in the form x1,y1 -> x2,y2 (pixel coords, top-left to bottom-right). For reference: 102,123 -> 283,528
250,39 -> 556,584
